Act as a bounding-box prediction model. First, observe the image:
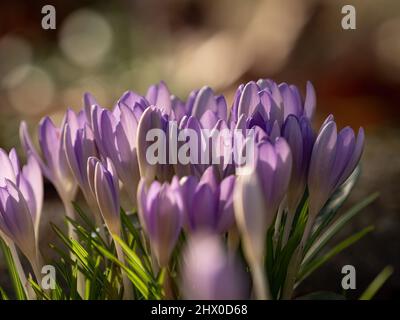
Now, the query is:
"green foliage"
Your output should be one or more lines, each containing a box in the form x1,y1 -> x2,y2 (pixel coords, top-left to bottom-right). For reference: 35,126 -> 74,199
359,266 -> 393,300
0,239 -> 26,300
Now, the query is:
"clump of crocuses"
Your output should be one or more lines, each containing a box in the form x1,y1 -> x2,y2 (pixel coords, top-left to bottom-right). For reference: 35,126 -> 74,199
0,78 -> 366,300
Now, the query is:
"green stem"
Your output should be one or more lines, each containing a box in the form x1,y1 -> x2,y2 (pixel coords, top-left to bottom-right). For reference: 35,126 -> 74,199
9,243 -> 34,300
61,197 -> 86,298
282,210 -> 295,246
281,215 -> 314,299
273,203 -> 285,248
114,238 -> 134,300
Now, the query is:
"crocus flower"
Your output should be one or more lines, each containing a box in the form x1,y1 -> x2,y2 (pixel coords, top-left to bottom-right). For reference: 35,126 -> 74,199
0,148 -> 43,240
0,180 -> 40,276
136,106 -> 175,184
88,157 -> 121,236
137,177 -> 184,267
307,116 -> 365,226
234,139 -> 292,298
64,121 -> 99,212
177,114 -> 235,178
282,115 -> 314,214
91,102 -> 142,207
83,92 -> 99,127
180,233 -> 248,300
20,111 -> 78,207
180,167 -> 235,233
230,79 -> 316,126
190,86 -> 227,122
234,138 -> 292,264
0,148 -> 44,291
88,156 -> 133,299
146,81 -> 173,115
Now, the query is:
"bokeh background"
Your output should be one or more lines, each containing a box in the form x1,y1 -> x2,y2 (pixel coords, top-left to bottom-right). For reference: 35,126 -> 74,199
0,0 -> 399,299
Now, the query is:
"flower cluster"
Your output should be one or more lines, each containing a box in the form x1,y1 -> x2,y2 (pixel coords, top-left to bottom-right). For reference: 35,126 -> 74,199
0,79 -> 364,300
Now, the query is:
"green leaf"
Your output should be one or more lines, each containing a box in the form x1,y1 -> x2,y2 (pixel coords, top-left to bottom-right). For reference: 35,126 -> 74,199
359,266 -> 393,300
0,286 -> 9,300
120,209 -> 152,269
314,167 -> 360,228
304,192 -> 379,265
93,242 -> 152,299
296,291 -> 346,300
113,236 -> 153,280
298,226 -> 374,283
28,278 -> 50,300
269,200 -> 308,299
0,239 -> 26,300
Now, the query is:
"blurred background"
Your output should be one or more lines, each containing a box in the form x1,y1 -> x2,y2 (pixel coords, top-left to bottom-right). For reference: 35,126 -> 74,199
0,0 -> 399,299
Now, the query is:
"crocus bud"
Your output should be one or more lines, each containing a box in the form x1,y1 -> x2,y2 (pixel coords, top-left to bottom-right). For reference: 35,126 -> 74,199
180,233 -> 248,300
20,113 -> 77,204
282,115 -> 314,213
91,103 -> 142,207
146,81 -> 172,114
180,167 -> 235,233
91,158 -> 121,236
64,122 -> 99,210
234,167 -> 269,264
83,91 -> 101,127
234,138 -> 292,263
308,116 -> 364,219
230,79 -> 316,126
136,107 -> 175,184
191,86 -> 227,122
0,148 -> 43,240
17,154 -> 43,237
137,177 -> 183,267
0,179 -> 37,264
256,139 -> 293,218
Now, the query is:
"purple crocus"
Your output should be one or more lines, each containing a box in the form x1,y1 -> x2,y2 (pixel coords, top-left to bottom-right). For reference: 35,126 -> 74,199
234,138 -> 292,264
230,79 -> 316,127
91,100 -> 143,208
177,114 -> 234,179
282,115 -> 314,214
0,149 -> 43,277
0,148 -> 43,240
230,79 -> 316,137
87,156 -> 133,299
180,233 -> 248,300
20,110 -> 79,208
0,180 -> 37,266
89,157 -> 121,236
146,81 -> 190,122
137,177 -> 184,267
64,119 -> 99,215
136,106 -> 175,184
180,167 -> 235,233
146,81 -> 173,115
307,116 -> 365,225
190,86 -> 228,122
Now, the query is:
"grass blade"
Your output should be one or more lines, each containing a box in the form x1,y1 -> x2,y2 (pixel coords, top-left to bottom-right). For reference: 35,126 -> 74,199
298,226 -> 374,283
0,239 -> 26,300
359,266 -> 393,300
304,192 -> 379,264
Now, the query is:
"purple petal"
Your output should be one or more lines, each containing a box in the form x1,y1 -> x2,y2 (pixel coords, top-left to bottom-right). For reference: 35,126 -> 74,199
0,149 -> 16,186
192,86 -> 218,119
304,81 -> 316,120
308,120 -> 338,215
238,81 -> 260,118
